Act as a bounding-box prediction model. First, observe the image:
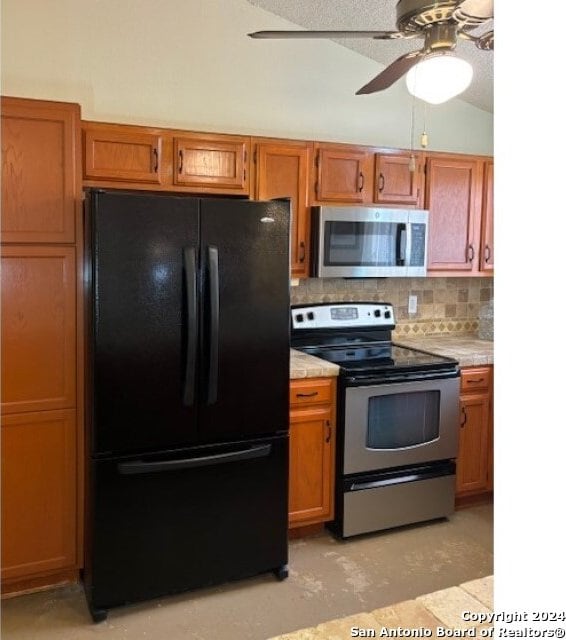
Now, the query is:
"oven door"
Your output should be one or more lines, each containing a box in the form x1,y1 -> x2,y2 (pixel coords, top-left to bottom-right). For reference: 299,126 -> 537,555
343,374 -> 460,475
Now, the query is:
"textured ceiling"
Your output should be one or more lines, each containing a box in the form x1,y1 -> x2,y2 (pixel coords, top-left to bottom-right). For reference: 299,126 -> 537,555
247,0 -> 493,113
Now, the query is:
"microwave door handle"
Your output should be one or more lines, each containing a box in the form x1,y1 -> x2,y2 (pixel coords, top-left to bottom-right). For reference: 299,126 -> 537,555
405,222 -> 412,268
396,224 -> 407,266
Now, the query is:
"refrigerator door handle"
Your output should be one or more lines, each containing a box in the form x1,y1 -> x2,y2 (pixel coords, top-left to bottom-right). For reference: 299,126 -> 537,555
206,246 -> 219,405
183,247 -> 198,406
117,444 -> 272,475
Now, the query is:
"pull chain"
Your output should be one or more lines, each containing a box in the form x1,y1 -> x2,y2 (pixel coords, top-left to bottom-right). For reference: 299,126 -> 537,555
421,102 -> 429,149
409,92 -> 417,173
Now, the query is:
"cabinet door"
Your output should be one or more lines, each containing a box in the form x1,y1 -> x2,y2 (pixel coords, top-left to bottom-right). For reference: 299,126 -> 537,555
456,392 -> 490,495
480,159 -> 494,273
289,405 -> 334,527
375,152 -> 422,206
1,97 -> 79,243
174,134 -> 250,194
1,246 -> 76,414
314,144 -> 372,203
425,156 -> 482,272
83,126 -> 165,185
1,410 -> 77,581
255,140 -> 310,278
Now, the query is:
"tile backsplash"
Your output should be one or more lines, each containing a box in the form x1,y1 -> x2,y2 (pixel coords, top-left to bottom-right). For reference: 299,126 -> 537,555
290,277 -> 494,340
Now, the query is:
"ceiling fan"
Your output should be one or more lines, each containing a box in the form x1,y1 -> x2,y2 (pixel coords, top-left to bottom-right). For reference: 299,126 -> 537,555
248,0 -> 493,96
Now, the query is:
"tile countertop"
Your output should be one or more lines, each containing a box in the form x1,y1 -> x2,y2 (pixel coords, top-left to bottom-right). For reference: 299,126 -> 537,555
290,349 -> 340,380
395,334 -> 494,368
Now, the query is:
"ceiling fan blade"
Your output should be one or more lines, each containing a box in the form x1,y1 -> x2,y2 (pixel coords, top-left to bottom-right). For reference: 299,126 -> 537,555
455,0 -> 493,21
248,30 -> 407,40
356,51 -> 424,95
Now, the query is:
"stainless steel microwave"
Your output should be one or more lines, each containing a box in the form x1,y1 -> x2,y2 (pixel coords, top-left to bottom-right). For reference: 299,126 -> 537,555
311,206 -> 429,278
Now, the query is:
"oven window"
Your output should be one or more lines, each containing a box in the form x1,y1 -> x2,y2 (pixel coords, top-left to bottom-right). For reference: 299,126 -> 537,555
323,221 -> 404,267
366,390 -> 440,449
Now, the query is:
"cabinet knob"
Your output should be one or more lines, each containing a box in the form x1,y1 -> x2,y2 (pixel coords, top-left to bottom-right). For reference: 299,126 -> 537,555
153,148 -> 159,173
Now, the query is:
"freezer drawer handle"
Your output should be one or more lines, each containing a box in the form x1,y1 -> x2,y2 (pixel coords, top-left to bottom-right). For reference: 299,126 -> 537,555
117,444 -> 272,475
183,247 -> 198,406
206,246 -> 220,405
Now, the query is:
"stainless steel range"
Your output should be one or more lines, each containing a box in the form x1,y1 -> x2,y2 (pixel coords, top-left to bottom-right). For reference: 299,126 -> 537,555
290,302 -> 460,538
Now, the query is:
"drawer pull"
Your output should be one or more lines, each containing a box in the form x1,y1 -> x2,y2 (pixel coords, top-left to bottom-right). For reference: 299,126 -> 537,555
467,378 -> 485,384
296,391 -> 319,398
460,406 -> 467,428
153,147 -> 159,173
325,420 -> 332,443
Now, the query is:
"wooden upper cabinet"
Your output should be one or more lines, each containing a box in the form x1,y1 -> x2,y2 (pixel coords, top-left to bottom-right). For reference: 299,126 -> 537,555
313,143 -> 372,204
1,409 -> 77,581
1,97 -> 80,243
1,246 -> 76,415
425,155 -> 482,272
253,139 -> 310,279
375,152 -> 423,206
480,159 -> 494,273
83,124 -> 165,185
173,133 -> 250,195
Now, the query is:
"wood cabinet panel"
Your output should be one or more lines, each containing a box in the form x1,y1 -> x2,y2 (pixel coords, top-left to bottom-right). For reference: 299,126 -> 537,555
460,366 -> 491,393
313,144 -> 372,203
290,377 -> 333,407
425,156 -> 482,272
1,97 -> 79,243
174,134 -> 250,194
83,127 -> 164,184
289,405 -> 334,526
254,140 -> 310,279
375,152 -> 422,206
1,410 -> 77,581
456,393 -> 490,494
480,160 -> 494,272
1,246 -> 76,414
288,377 -> 336,528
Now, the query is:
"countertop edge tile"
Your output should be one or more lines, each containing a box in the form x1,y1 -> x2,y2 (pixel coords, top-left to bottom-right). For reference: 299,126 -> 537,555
290,348 -> 340,380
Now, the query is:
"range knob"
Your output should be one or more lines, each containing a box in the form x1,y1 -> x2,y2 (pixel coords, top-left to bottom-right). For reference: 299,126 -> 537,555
384,310 -> 391,319
296,313 -> 304,323
373,309 -> 381,317
307,312 -> 315,321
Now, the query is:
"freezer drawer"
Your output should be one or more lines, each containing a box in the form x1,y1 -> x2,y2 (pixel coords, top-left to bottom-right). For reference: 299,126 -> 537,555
85,435 -> 288,611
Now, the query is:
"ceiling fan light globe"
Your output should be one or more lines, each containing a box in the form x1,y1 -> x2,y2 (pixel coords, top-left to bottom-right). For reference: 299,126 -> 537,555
405,55 -> 473,104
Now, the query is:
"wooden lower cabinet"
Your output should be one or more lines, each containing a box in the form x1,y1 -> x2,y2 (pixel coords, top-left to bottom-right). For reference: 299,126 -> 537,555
288,378 -> 336,528
1,410 -> 77,582
456,366 -> 493,498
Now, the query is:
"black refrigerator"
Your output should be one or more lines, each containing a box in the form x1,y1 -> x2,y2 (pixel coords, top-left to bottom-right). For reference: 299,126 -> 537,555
83,190 -> 290,621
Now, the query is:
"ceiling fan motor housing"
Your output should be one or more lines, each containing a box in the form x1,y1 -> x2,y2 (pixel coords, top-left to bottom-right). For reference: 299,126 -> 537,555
396,0 -> 488,32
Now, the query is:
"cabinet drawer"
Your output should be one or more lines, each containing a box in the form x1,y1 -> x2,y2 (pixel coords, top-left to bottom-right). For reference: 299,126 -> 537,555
290,378 -> 333,407
461,367 -> 491,393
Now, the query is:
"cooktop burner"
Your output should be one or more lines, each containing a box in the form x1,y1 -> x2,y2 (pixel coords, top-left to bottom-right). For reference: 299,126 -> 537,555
290,302 -> 458,378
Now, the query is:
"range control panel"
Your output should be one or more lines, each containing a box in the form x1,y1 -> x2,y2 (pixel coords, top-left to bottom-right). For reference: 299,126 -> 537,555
291,303 -> 395,330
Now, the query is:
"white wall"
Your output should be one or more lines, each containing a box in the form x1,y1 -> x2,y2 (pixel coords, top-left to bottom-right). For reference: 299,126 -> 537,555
1,0 -> 492,154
